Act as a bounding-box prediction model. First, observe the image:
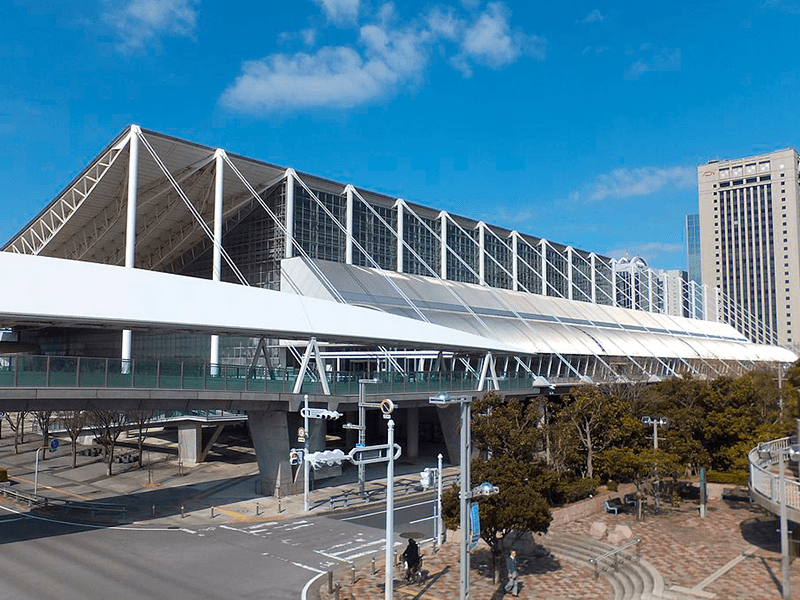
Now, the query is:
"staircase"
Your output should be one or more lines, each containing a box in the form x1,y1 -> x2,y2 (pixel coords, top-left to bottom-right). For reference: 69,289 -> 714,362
540,530 -> 680,600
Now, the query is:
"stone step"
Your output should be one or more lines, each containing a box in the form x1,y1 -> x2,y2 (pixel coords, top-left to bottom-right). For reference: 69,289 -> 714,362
541,532 -> 661,600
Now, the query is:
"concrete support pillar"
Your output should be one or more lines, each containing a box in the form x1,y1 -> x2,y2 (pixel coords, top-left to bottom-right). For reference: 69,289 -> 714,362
178,422 -> 202,465
247,410 -> 295,496
406,407 -> 419,459
436,405 -> 461,466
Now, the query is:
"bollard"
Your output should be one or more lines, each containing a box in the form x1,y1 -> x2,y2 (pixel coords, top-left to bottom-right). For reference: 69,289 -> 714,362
256,502 -> 260,516
433,539 -> 437,555
327,571 -> 334,594
151,504 -> 155,517
371,557 -> 376,575
181,505 -> 185,518
351,564 -> 356,584
148,469 -> 153,485
334,583 -> 340,600
211,506 -> 215,518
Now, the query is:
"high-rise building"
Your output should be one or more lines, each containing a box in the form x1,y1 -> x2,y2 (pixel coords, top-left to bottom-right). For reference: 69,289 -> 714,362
685,213 -> 701,284
698,148 -> 800,347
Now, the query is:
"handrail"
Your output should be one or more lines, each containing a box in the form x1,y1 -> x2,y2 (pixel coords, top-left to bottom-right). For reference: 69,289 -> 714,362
0,484 -> 126,515
589,537 -> 641,579
749,436 -> 800,511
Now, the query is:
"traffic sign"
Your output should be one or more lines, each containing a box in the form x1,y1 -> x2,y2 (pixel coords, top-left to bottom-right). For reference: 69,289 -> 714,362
49,439 -> 59,452
300,407 -> 342,420
297,427 -> 306,443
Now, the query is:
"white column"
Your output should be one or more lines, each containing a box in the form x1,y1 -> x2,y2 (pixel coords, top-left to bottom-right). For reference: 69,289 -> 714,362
396,199 -> 404,273
121,126 -> 140,366
440,212 -> 448,280
611,260 -> 619,307
511,232 -> 519,292
590,253 -> 597,304
567,247 -> 574,300
648,269 -> 654,312
345,185 -> 354,265
691,280 -> 698,319
284,169 -> 295,258
210,149 -> 224,371
477,222 -> 486,286
540,239 -> 548,296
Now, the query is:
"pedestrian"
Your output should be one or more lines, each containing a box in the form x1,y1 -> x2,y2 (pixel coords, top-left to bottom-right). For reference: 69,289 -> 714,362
504,549 -> 519,596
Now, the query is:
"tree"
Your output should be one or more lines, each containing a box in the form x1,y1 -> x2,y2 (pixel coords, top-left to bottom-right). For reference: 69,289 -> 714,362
89,411 -> 128,476
4,411 -> 27,454
33,411 -> 53,460
126,409 -> 155,468
58,411 -> 87,468
555,387 -> 638,479
442,392 -> 554,579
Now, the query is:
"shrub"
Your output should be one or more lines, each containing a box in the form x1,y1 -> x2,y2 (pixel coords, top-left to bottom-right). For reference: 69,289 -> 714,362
552,476 -> 599,505
0,468 -> 7,483
706,469 -> 748,485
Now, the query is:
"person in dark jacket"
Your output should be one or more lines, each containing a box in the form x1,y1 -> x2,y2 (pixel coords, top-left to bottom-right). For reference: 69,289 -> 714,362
401,538 -> 421,579
504,549 -> 519,596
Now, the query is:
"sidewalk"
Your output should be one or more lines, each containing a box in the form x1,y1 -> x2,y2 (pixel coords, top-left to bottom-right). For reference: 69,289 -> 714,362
1,431 -> 799,599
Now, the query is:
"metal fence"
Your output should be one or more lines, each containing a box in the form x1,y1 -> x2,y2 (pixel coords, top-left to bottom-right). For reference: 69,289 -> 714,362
749,436 -> 800,510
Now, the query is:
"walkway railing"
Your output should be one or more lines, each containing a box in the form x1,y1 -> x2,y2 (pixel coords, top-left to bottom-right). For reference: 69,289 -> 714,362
749,436 -> 800,511
0,354 -> 540,395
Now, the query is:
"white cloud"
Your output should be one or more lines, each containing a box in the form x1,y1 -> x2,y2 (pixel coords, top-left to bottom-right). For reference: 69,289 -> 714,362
579,9 -> 607,24
582,45 -> 608,56
222,1 -> 544,114
454,2 -> 544,75
220,22 -> 428,113
313,0 -> 360,25
105,0 -> 198,53
626,46 -> 681,79
278,28 -> 317,46
573,165 -> 696,202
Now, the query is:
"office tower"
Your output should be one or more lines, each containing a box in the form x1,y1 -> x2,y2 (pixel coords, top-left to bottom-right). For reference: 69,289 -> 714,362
698,148 -> 800,347
685,214 -> 701,284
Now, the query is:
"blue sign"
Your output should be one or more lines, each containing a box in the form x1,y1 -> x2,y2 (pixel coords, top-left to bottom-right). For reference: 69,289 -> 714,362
49,439 -> 59,452
468,502 -> 480,552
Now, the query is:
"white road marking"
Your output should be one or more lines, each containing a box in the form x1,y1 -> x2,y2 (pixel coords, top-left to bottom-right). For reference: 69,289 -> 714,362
340,499 -> 433,521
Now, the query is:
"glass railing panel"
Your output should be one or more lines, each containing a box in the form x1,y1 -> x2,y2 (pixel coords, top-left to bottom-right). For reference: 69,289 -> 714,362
0,367 -> 12,387
133,361 -> 159,389
17,356 -> 48,387
48,357 -> 78,387
78,358 -> 108,387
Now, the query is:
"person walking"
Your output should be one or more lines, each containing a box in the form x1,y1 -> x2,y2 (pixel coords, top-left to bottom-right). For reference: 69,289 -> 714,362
504,549 -> 520,596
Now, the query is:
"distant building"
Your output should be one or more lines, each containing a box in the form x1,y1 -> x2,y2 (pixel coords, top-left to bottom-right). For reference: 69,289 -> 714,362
698,148 -> 800,347
685,213 -> 701,284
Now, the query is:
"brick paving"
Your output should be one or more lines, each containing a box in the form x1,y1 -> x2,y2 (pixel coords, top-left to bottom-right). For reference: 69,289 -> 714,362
321,499 -> 800,599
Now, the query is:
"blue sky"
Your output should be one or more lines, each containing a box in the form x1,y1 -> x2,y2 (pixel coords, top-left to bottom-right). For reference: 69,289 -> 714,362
3,0 -> 800,270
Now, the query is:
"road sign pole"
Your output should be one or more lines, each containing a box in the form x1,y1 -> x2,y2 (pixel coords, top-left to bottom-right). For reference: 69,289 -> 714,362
304,394 -> 310,512
385,418 -> 395,600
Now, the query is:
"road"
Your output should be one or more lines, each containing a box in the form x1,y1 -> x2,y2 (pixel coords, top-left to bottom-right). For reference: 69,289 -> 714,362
0,496 -> 438,600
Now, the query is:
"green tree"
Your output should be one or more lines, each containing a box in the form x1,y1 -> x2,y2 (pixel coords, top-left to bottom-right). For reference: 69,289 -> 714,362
443,392 -> 554,578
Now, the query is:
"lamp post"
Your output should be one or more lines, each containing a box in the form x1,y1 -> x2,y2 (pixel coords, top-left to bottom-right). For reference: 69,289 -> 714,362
381,398 -> 396,600
641,416 -> 668,512
419,453 -> 445,549
771,442 -> 800,600
430,392 -> 472,600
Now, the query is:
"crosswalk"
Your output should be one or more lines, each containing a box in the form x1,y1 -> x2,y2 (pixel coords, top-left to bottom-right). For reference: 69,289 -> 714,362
219,517 -> 403,569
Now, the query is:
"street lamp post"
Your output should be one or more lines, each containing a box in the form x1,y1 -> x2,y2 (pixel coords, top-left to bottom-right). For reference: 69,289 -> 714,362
419,453 -> 445,549
641,416 -> 668,512
430,392 -> 472,600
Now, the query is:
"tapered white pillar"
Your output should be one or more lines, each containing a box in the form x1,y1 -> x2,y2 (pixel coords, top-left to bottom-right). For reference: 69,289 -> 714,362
540,239 -> 548,296
590,253 -> 597,304
285,169 -> 295,258
440,212 -> 448,280
210,149 -> 224,372
121,125 -> 140,366
511,232 -> 519,292
396,199 -> 405,273
345,185 -> 354,265
567,247 -> 574,300
611,259 -> 618,307
477,222 -> 486,286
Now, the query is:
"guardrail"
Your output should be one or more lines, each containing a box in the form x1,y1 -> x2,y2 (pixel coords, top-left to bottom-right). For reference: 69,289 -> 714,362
749,436 -> 800,511
589,537 -> 641,579
0,354 -> 542,395
0,484 -> 126,516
